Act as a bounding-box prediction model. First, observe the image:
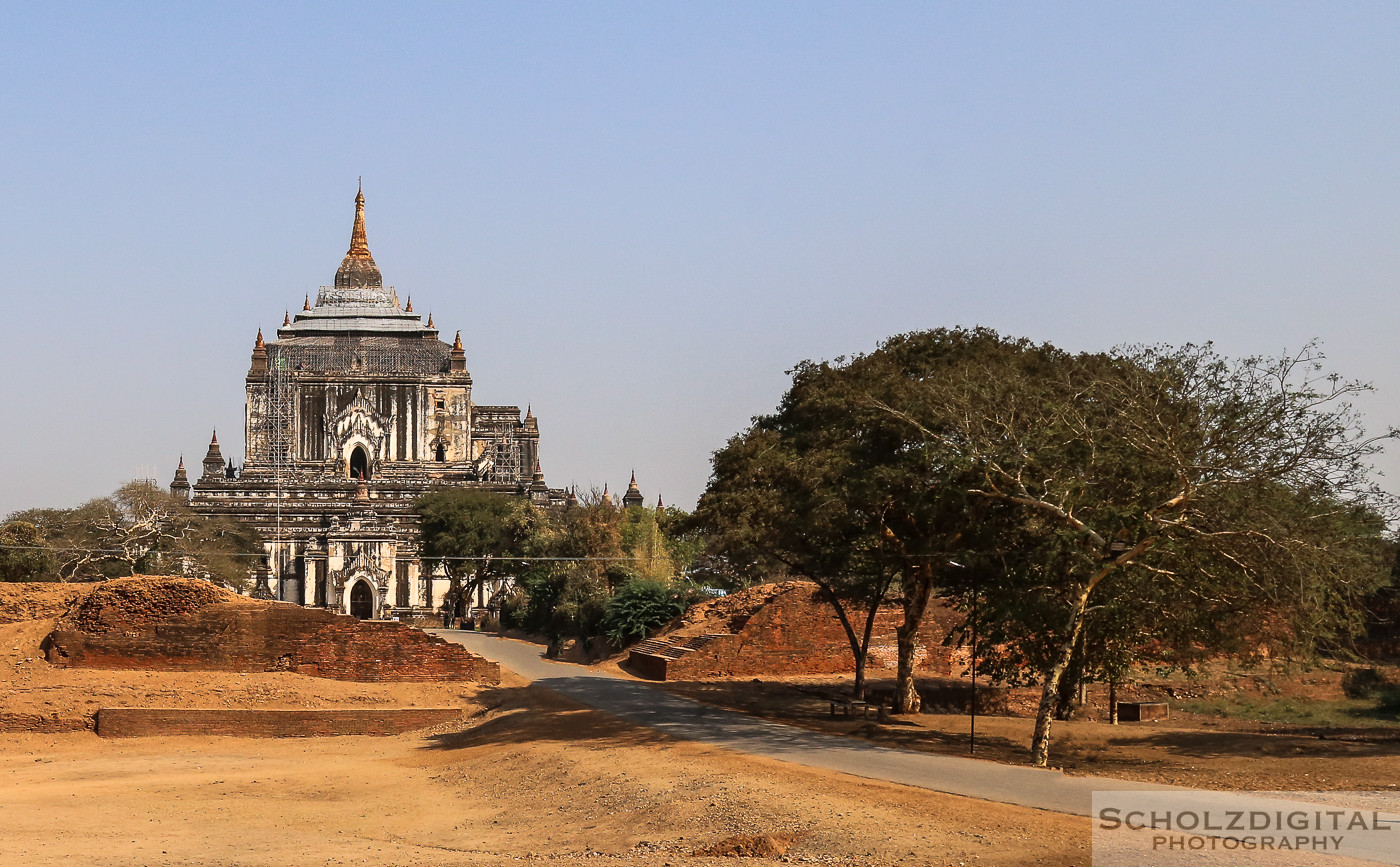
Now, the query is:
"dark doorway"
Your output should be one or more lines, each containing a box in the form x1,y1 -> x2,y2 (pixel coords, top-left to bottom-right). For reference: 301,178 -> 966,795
435,442 -> 446,462
350,446 -> 370,480
349,581 -> 373,620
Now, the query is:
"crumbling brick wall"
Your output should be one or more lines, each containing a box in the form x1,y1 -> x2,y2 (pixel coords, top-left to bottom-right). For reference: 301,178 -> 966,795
43,578 -> 498,684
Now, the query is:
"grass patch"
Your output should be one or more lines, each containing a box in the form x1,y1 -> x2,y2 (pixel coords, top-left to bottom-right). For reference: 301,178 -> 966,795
1178,695 -> 1400,729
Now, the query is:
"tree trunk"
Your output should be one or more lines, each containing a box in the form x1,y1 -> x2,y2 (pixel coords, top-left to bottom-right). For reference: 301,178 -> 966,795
854,594 -> 880,701
815,578 -> 889,702
816,583 -> 866,701
895,564 -> 935,714
1031,593 -> 1090,767
1053,630 -> 1087,721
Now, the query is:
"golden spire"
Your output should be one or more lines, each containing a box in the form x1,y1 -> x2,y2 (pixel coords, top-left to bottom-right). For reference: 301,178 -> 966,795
427,312 -> 434,328
405,296 -> 413,312
283,311 -> 291,327
334,181 -> 382,290
453,330 -> 463,351
303,294 -> 311,311
348,183 -> 370,257
254,329 -> 265,349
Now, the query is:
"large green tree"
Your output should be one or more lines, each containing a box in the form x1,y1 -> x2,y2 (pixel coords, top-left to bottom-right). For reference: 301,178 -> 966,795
695,424 -> 899,700
417,488 -> 539,619
866,332 -> 1394,765
695,332 -> 1020,710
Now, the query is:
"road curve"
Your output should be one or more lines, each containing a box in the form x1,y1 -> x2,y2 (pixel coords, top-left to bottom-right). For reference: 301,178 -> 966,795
432,629 -> 1179,816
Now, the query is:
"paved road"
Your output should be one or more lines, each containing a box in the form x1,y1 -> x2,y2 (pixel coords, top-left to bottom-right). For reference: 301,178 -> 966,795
432,630 -> 1179,816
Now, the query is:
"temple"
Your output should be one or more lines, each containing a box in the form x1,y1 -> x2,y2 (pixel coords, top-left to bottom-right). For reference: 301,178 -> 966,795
176,186 -> 567,619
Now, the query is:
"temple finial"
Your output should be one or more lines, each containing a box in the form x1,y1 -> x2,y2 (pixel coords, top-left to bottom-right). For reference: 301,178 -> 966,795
348,184 -> 370,256
254,329 -> 265,349
427,312 -> 434,328
405,295 -> 413,312
303,294 -> 311,311
283,311 -> 291,327
452,330 -> 463,351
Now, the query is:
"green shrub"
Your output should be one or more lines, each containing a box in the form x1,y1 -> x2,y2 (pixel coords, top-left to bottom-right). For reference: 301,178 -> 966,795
1342,667 -> 1392,699
498,591 -> 528,630
601,579 -> 692,646
1378,685 -> 1400,714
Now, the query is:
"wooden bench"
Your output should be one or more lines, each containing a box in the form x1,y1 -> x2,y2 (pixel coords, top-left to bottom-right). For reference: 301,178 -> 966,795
829,698 -> 877,719
1117,701 -> 1170,722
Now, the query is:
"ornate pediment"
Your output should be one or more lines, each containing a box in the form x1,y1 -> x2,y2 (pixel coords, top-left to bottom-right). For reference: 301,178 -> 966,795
324,389 -> 396,464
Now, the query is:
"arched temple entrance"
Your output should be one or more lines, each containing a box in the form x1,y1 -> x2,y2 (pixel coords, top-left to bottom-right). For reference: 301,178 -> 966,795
349,580 -> 374,620
349,445 -> 370,481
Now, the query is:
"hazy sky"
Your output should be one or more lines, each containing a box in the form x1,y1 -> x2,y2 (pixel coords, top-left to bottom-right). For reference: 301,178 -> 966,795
2,3 -> 1399,516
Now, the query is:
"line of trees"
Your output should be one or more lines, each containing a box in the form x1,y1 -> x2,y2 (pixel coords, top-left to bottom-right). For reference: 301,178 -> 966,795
693,328 -> 1395,767
0,481 -> 261,588
415,487 -> 706,652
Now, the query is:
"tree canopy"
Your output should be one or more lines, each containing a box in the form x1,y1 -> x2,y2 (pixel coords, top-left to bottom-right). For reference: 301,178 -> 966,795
3,481 -> 261,587
697,328 -> 1395,765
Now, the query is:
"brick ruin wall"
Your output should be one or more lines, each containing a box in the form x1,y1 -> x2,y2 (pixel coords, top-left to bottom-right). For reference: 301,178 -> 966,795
45,602 -> 499,683
41,578 -> 498,684
95,707 -> 465,738
661,583 -> 968,680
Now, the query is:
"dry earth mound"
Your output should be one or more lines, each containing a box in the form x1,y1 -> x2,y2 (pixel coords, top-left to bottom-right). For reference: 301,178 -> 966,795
43,575 -> 499,684
62,576 -> 252,633
679,581 -> 809,633
0,582 -> 94,624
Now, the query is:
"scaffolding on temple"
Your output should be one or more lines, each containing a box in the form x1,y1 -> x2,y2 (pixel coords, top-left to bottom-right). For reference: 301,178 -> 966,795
266,348 -> 296,585
482,428 -> 524,485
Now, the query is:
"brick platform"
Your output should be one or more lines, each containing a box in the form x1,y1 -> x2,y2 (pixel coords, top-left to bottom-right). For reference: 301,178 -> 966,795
95,707 -> 464,737
44,583 -> 500,684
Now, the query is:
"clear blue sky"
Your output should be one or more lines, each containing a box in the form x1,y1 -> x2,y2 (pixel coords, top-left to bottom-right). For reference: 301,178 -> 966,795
2,2 -> 1399,515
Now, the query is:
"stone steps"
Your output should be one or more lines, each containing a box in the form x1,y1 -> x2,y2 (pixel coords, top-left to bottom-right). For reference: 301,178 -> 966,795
626,632 -> 734,678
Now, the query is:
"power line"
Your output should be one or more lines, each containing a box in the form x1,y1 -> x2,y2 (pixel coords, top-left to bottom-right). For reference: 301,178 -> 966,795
0,543 -> 657,563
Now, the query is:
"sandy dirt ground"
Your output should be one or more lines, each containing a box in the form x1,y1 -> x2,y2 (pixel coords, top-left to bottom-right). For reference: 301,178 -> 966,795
1,678 -> 1090,866
0,602 -> 1089,866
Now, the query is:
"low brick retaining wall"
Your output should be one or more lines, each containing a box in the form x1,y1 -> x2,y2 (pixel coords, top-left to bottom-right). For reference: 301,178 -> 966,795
0,712 -> 95,734
95,707 -> 465,738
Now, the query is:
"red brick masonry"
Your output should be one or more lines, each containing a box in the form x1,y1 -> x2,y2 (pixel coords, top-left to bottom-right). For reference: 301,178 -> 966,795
630,582 -> 966,680
96,707 -> 464,737
0,712 -> 94,734
45,601 -> 500,684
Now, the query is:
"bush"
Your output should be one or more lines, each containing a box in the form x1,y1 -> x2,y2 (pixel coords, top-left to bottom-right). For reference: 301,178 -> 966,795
1342,667 -> 1393,699
498,591 -> 528,630
602,579 -> 693,646
1341,667 -> 1400,714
